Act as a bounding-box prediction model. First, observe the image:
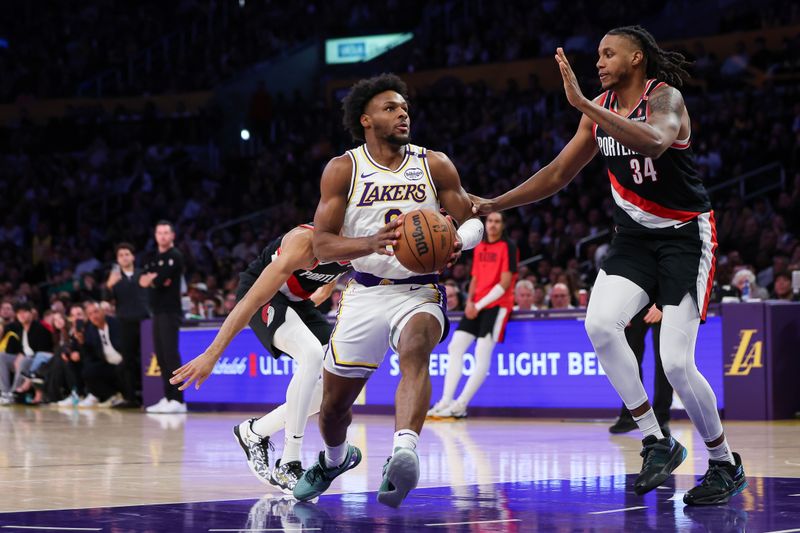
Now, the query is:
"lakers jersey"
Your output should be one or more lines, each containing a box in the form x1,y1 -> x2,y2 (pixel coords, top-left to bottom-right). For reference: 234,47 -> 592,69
594,79 -> 711,232
343,143 -> 440,278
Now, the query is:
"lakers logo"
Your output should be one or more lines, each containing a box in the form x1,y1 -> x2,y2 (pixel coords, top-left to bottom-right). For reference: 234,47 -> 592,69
356,182 -> 427,206
146,353 -> 162,377
725,329 -> 763,376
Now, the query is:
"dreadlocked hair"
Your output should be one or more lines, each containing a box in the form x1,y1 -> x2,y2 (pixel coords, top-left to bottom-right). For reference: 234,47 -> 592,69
341,73 -> 409,142
607,25 -> 692,87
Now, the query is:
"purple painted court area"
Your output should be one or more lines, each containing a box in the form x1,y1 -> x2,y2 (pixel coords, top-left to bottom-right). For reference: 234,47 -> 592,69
1,475 -> 798,533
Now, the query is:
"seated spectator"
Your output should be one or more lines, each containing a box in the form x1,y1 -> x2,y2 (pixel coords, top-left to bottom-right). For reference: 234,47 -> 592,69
8,301 -> 54,403
50,304 -> 90,406
513,279 -> 537,311
78,301 -> 130,407
549,283 -> 575,310
731,268 -> 770,300
221,292 -> 238,316
444,281 -> 463,311
186,282 -> 212,319
770,272 -> 796,301
0,301 -> 14,326
0,321 -> 20,404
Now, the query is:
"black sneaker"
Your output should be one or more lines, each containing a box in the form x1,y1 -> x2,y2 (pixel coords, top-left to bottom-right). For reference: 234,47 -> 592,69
270,459 -> 305,495
634,435 -> 687,495
609,416 -> 637,434
683,452 -> 747,505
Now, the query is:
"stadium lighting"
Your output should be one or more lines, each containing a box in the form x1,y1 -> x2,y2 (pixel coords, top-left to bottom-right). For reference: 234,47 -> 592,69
240,129 -> 250,141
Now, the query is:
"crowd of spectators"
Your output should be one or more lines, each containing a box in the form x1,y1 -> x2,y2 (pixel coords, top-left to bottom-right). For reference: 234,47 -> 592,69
0,0 -> 433,102
3,0 -> 798,102
0,10 -> 798,406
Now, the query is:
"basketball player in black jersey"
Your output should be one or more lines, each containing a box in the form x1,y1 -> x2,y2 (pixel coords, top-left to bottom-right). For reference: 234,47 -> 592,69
471,26 -> 746,505
171,224 -> 349,494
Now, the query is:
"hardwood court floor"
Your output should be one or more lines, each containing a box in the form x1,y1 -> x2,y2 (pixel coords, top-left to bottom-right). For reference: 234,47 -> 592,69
0,406 -> 798,531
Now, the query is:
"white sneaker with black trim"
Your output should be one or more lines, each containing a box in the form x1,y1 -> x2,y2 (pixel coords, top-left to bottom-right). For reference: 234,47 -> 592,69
270,459 -> 305,495
233,418 -> 273,485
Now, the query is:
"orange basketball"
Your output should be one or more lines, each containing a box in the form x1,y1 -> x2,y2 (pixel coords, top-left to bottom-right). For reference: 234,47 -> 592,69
394,209 -> 456,274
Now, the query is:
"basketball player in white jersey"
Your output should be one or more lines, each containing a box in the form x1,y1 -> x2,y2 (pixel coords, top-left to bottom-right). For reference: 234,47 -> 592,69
292,74 -> 484,507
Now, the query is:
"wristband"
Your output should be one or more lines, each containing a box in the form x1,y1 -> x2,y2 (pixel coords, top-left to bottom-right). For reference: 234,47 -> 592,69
457,217 -> 484,250
475,283 -> 505,311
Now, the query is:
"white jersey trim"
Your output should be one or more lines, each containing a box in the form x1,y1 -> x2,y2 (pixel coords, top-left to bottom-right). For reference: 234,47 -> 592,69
610,185 -> 683,228
695,212 -> 715,320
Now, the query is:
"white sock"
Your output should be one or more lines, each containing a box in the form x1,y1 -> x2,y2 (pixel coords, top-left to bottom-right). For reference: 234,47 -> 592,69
282,434 -> 303,464
706,437 -> 735,465
633,409 -> 665,441
392,429 -> 419,452
324,441 -> 348,468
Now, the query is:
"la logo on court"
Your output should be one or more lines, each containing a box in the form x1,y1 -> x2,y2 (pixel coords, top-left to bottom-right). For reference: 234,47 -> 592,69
725,329 -> 763,376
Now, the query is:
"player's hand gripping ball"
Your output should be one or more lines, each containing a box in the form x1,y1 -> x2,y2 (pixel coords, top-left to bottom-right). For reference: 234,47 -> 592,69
394,209 -> 456,273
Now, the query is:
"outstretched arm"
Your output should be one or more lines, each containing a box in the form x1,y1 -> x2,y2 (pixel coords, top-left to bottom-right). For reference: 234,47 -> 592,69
472,113 -> 598,214
555,47 -> 683,159
312,155 -> 403,262
428,150 -> 484,261
310,279 -> 338,307
170,228 -> 315,390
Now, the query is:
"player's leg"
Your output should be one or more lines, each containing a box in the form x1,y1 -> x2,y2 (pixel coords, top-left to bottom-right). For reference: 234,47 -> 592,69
659,294 -> 746,505
260,307 -> 325,492
650,322 -> 674,431
378,311 -> 442,507
293,369 -> 366,501
610,310 -> 648,434
448,307 -> 507,417
428,329 -> 474,416
585,269 -> 686,494
233,302 -> 323,488
446,334 -> 493,416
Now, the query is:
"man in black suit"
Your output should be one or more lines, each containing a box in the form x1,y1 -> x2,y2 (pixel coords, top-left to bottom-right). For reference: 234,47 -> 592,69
80,301 -> 130,407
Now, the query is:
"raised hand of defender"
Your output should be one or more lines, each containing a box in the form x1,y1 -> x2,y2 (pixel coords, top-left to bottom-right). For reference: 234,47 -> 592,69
170,351 -> 218,391
368,215 -> 404,255
555,47 -> 586,109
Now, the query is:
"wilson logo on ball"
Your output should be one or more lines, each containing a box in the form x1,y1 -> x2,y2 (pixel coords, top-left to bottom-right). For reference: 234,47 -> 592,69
411,214 -> 429,255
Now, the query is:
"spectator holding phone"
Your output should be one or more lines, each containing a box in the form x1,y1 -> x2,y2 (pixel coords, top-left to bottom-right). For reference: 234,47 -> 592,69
106,243 -> 149,407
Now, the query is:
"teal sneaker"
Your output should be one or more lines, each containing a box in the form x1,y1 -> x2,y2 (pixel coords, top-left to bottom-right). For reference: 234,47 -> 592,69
292,445 -> 362,501
377,448 -> 420,508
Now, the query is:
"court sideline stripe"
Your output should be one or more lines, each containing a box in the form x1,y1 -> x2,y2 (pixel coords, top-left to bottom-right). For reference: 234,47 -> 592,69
762,529 -> 800,533
1,527 -> 102,531
425,519 -> 522,527
209,527 -> 322,532
588,506 -> 648,515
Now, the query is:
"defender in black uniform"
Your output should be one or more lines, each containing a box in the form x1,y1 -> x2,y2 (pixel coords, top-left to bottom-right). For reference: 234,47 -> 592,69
471,26 -> 745,505
171,224 -> 349,494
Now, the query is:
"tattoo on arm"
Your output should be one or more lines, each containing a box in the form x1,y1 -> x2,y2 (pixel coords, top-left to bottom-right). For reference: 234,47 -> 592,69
648,88 -> 682,116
